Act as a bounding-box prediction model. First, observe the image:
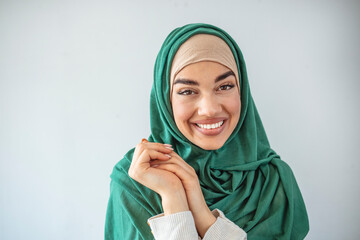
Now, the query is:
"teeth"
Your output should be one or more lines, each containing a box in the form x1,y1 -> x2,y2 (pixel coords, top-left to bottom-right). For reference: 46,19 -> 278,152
196,121 -> 224,129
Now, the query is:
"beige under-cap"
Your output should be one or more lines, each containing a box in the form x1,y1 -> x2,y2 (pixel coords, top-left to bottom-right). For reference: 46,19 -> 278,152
170,34 -> 239,91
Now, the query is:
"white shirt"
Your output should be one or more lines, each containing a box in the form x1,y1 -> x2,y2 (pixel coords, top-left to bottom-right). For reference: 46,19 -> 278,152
148,209 -> 247,240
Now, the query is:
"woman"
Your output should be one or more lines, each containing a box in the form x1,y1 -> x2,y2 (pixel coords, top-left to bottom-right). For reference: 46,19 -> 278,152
105,23 -> 309,240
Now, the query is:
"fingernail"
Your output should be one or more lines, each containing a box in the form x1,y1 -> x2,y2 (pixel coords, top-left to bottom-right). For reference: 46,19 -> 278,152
165,154 -> 172,158
152,164 -> 159,168
165,146 -> 174,150
164,143 -> 172,147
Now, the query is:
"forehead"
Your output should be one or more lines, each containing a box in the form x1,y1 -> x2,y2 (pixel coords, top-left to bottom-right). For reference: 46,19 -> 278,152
174,61 -> 233,82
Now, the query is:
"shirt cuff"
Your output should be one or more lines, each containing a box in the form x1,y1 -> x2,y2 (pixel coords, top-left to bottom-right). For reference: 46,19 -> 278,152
148,211 -> 199,240
203,209 -> 247,240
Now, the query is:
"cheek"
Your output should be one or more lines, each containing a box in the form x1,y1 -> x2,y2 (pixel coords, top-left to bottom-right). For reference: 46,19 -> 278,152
171,99 -> 195,127
226,94 -> 241,120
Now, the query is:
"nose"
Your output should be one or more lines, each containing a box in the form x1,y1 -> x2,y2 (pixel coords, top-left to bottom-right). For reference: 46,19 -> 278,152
197,94 -> 222,117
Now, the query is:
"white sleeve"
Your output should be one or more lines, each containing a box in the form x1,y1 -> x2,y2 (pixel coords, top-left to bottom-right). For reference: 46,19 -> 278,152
202,209 -> 247,240
148,211 -> 200,240
148,209 -> 247,240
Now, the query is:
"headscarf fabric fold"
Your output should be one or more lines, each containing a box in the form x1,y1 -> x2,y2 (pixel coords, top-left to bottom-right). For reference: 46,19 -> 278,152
105,23 -> 309,240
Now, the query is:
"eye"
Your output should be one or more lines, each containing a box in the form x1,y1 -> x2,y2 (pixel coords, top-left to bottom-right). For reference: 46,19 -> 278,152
177,89 -> 196,95
218,84 -> 235,91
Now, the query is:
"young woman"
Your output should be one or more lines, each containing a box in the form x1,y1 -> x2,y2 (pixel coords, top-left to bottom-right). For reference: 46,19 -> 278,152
105,23 -> 309,240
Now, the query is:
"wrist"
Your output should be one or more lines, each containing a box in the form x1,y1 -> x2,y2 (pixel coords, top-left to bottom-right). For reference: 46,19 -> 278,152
161,189 -> 189,215
192,205 -> 216,238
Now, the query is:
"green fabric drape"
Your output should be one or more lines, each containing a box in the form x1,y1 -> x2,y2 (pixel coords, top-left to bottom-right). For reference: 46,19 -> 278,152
105,23 -> 309,240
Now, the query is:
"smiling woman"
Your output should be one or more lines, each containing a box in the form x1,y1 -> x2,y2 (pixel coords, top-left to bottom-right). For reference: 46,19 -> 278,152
105,23 -> 309,240
171,61 -> 241,150
170,34 -> 241,151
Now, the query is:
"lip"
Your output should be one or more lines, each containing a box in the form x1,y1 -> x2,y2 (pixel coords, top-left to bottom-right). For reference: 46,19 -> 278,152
192,117 -> 227,125
191,118 -> 227,136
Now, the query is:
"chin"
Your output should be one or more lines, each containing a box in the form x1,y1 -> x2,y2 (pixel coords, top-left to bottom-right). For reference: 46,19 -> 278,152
196,141 -> 225,151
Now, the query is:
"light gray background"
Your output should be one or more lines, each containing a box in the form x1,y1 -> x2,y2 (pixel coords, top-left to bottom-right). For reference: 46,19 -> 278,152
1,0 -> 359,239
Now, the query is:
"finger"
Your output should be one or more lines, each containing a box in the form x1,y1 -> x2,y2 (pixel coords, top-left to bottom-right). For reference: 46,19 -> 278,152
137,149 -> 172,165
150,159 -> 170,165
151,153 -> 195,176
131,149 -> 171,172
153,163 -> 198,187
170,152 -> 197,175
139,141 -> 174,153
141,138 -> 172,148
129,150 -> 171,179
132,142 -> 172,165
150,161 -> 195,179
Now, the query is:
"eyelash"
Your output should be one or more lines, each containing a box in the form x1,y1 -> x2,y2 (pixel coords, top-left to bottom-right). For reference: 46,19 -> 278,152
218,84 -> 235,91
177,89 -> 196,95
177,84 -> 235,96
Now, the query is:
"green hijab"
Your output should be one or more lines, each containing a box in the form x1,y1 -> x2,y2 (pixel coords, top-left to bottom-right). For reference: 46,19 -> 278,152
105,23 -> 309,240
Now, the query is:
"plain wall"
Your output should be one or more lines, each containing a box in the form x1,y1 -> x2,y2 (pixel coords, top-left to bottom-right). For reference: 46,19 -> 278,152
1,0 -> 359,239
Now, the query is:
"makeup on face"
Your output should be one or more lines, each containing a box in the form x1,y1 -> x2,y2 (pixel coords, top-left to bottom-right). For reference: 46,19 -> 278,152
171,61 -> 241,150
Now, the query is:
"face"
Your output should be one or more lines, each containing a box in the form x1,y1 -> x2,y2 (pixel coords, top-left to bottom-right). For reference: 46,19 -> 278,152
171,61 -> 241,150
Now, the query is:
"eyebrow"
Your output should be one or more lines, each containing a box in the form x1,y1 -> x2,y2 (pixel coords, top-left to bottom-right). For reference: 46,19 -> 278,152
215,71 -> 235,83
173,71 -> 235,86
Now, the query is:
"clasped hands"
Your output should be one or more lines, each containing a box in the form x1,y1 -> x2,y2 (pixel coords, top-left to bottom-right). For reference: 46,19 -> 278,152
128,139 -> 216,237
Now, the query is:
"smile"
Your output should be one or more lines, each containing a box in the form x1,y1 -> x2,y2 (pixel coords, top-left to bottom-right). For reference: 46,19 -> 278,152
195,121 -> 224,129
193,119 -> 227,136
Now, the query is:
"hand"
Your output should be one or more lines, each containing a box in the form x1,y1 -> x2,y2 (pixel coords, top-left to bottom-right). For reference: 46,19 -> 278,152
150,152 -> 216,237
128,139 -> 189,215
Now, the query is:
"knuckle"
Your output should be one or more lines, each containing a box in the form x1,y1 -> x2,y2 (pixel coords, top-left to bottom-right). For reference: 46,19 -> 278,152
128,168 -> 139,179
189,170 -> 198,181
156,143 -> 164,148
136,143 -> 144,151
128,168 -> 134,178
143,148 -> 149,155
189,174 -> 197,182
